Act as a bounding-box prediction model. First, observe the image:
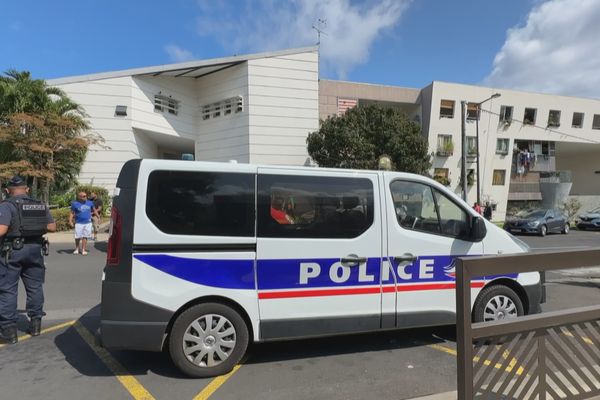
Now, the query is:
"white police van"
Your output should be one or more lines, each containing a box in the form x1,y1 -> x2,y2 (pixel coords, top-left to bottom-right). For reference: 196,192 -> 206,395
101,159 -> 541,377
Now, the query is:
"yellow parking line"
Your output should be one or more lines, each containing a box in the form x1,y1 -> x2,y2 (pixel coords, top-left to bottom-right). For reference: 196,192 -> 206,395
427,343 -> 524,376
563,330 -> 594,345
73,321 -> 156,400
0,319 -> 76,349
193,364 -> 243,400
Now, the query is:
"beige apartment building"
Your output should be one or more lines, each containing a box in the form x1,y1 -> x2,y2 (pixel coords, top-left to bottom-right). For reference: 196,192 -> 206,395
320,79 -> 600,220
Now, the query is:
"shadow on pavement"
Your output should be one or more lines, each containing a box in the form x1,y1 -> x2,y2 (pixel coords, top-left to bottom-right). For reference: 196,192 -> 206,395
246,324 -> 457,366
54,305 -> 188,379
93,241 -> 107,253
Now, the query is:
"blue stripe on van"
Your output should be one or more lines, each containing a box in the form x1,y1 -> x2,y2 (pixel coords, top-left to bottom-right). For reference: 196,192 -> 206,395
133,254 -> 255,289
134,254 -> 518,290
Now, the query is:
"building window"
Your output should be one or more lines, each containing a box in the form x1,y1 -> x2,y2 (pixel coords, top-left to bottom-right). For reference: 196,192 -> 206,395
466,103 -> 479,120
547,110 -> 561,127
436,134 -> 454,156
523,108 -> 536,125
499,106 -> 513,123
433,168 -> 450,186
572,112 -> 584,128
496,138 -> 510,155
466,136 -> 477,156
201,95 -> 244,121
154,94 -> 179,115
440,100 -> 455,118
593,114 -> 600,130
492,170 -> 506,186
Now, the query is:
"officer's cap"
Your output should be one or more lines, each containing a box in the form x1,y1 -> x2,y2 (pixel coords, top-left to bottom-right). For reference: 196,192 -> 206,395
7,176 -> 27,188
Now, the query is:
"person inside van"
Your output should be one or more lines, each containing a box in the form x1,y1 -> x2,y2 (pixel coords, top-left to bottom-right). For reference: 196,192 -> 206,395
270,196 -> 292,224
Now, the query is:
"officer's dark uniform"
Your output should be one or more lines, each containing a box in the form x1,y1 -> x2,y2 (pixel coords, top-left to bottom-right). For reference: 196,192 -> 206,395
0,176 -> 53,344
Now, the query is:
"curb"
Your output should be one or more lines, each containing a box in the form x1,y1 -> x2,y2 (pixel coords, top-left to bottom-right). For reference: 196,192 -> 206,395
407,391 -> 456,400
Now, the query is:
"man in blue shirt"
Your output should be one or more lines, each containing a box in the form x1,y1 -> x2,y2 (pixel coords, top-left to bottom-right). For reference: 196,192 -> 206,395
69,191 -> 94,256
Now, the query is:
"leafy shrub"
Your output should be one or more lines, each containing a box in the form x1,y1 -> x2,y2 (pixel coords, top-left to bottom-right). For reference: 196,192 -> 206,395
561,198 -> 582,224
50,208 -> 72,232
50,191 -> 76,209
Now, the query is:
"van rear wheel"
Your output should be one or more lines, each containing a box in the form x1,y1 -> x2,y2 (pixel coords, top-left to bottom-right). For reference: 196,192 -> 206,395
169,303 -> 249,378
473,285 -> 524,323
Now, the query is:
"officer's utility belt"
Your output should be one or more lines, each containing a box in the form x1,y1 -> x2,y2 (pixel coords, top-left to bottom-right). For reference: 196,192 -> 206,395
4,237 -> 45,248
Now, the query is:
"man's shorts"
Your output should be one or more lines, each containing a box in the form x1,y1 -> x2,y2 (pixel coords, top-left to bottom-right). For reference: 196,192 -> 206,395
75,223 -> 93,239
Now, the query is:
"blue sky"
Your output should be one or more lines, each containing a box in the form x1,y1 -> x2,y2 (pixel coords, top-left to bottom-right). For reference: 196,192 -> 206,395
2,0 -> 599,97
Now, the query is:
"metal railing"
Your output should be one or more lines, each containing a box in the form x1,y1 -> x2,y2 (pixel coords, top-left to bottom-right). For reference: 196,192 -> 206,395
457,248 -> 600,399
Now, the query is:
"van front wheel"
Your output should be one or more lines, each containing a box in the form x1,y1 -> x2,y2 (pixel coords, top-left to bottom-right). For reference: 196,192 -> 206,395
473,285 -> 524,323
169,303 -> 249,378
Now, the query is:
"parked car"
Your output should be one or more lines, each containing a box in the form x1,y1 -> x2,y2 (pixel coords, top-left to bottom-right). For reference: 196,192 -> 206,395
504,208 -> 569,236
577,206 -> 600,231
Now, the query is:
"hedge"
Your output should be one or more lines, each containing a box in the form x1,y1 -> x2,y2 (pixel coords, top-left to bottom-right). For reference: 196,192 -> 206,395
50,208 -> 72,232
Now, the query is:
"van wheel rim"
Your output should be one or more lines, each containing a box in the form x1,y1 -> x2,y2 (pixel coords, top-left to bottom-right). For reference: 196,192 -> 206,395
565,225 -> 569,233
483,295 -> 518,321
182,314 -> 236,367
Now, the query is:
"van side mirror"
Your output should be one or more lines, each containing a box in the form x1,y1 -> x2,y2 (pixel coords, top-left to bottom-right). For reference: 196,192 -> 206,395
471,216 -> 487,242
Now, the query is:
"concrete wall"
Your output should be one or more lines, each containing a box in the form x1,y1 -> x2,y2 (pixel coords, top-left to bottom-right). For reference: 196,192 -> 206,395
54,76 -> 134,188
131,76 -> 198,139
195,63 -> 250,163
319,79 -> 421,121
247,50 -> 319,165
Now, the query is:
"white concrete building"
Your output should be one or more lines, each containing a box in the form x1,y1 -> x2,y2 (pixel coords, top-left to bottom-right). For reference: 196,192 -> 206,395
49,47 -> 319,188
50,47 -> 600,219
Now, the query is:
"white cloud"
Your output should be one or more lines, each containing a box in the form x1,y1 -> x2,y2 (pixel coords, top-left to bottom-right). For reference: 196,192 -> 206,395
164,44 -> 195,62
196,0 -> 410,79
484,0 -> 600,99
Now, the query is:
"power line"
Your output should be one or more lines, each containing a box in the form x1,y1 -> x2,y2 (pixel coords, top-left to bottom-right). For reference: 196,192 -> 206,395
479,108 -> 600,144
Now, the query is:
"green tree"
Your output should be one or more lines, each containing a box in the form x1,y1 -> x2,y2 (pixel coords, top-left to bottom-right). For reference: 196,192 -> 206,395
0,69 -> 96,200
307,105 -> 431,174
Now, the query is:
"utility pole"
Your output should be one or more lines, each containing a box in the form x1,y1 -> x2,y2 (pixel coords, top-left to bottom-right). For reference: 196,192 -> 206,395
461,101 -> 468,201
475,93 -> 501,206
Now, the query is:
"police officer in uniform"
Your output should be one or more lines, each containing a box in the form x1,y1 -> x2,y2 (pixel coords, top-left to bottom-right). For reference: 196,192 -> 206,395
0,176 -> 56,344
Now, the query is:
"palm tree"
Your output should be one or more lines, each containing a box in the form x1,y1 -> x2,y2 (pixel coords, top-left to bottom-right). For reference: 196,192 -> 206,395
0,69 -> 94,201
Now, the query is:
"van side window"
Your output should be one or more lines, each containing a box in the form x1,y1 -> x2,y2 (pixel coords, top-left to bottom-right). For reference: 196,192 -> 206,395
146,170 -> 255,236
258,174 -> 374,238
390,180 -> 469,239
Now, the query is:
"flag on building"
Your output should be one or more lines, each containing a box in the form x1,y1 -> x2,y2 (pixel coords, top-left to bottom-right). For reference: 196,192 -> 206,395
337,98 -> 358,116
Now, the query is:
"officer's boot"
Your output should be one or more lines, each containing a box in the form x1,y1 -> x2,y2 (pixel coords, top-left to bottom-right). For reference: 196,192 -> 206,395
0,325 -> 18,344
29,318 -> 42,337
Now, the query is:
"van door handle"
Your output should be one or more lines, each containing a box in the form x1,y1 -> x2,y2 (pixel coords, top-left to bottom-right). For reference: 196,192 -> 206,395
394,253 -> 417,263
341,254 -> 367,267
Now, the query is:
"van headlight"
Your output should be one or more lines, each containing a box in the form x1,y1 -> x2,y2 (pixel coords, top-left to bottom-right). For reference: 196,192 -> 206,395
528,221 -> 540,227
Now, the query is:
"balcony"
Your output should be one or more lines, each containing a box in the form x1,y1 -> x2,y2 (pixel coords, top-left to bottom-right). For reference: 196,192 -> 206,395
508,173 -> 542,201
529,156 -> 556,172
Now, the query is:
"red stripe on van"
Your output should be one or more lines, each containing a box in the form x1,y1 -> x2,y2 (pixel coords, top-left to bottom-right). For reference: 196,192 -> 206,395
258,282 -> 486,299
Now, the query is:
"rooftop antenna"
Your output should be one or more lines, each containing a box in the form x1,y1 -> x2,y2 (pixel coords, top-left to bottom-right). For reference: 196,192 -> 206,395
312,18 -> 327,46
312,18 -> 327,80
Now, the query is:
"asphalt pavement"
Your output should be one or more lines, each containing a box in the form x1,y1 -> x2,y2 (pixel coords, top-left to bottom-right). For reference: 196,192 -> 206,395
1,229 -> 598,400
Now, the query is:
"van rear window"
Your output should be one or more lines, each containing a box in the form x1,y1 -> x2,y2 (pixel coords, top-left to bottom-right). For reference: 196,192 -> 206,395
257,174 -> 374,238
146,170 -> 255,236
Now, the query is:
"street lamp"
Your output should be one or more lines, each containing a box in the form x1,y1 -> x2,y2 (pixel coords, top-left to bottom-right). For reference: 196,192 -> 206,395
476,92 -> 501,206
